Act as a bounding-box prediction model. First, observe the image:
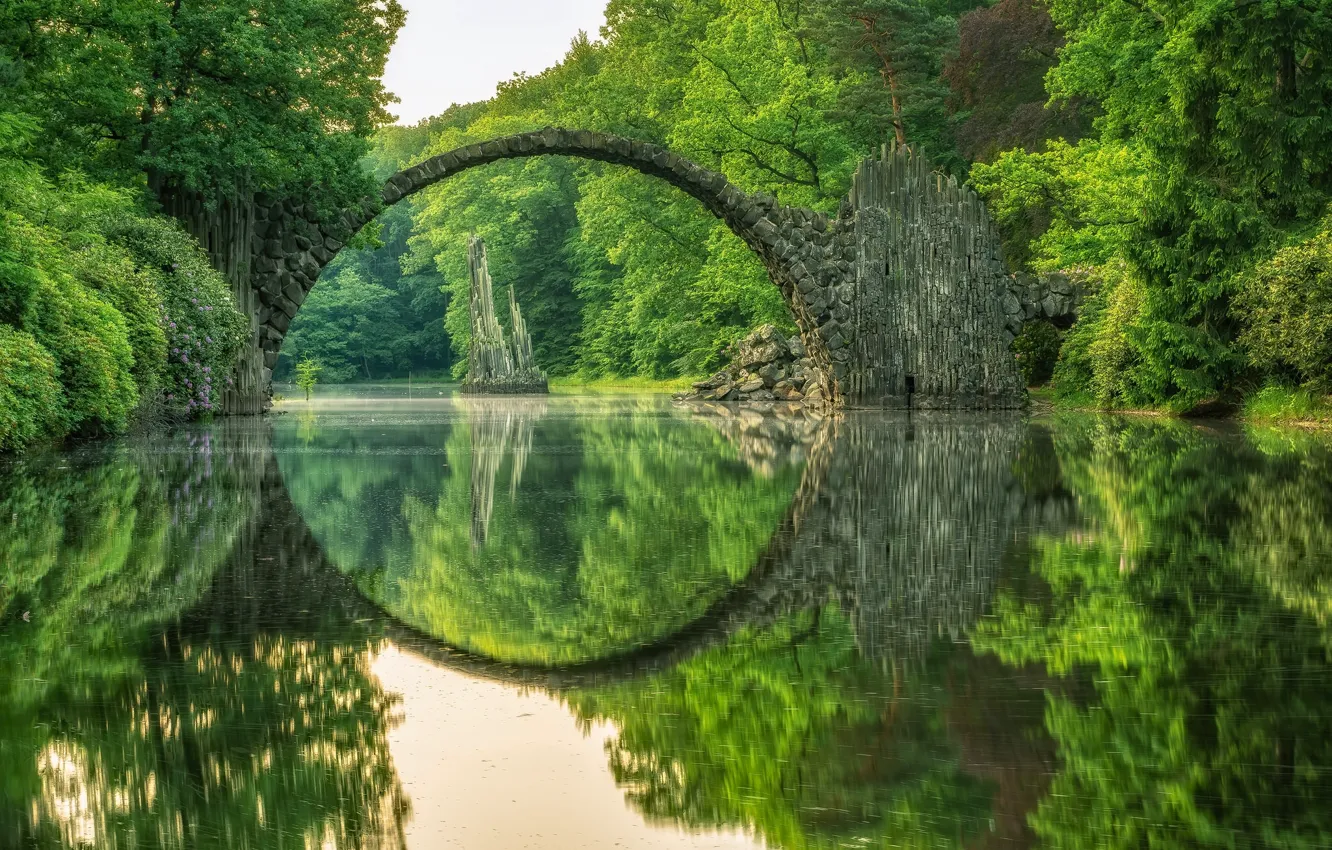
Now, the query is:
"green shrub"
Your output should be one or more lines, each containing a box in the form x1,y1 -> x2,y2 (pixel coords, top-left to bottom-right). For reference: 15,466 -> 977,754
1,112 -> 246,447
1012,320 -> 1062,386
1237,219 -> 1332,392
57,179 -> 169,400
1049,266 -> 1209,413
0,326 -> 64,451
104,216 -> 248,416
28,273 -> 139,434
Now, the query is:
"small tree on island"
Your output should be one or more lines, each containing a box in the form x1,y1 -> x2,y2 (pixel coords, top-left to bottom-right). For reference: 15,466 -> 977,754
295,359 -> 322,401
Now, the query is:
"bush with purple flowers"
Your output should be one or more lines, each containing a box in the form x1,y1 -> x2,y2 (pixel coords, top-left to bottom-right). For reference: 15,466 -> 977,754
104,216 -> 248,418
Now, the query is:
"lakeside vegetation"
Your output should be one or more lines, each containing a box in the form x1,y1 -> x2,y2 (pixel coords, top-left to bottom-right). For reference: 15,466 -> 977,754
0,0 -> 403,451
2,0 -> 1330,451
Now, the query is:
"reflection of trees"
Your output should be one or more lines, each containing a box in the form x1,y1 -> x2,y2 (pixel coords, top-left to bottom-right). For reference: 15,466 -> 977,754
385,402 -> 803,665
274,408 -> 458,593
972,417 -> 1332,850
457,396 -> 548,548
564,606 -> 1053,850
553,408 -> 1049,850
0,428 -> 257,711
1,426 -> 410,848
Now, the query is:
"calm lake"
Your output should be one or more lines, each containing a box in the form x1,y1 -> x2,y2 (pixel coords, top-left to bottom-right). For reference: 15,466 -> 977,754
3,390 -> 1331,849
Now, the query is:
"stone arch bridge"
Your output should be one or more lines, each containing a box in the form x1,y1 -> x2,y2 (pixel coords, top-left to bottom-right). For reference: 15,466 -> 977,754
223,129 -> 1024,414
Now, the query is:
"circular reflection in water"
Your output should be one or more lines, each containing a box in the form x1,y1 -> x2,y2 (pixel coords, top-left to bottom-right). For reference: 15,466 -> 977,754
273,394 -> 808,666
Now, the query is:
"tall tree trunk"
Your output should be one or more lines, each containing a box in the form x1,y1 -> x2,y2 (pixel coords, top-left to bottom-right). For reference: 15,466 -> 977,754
856,16 -> 908,146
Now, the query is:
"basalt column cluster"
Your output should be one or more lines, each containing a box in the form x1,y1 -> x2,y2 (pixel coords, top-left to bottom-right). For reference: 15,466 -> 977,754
846,145 -> 1025,409
461,236 -> 548,395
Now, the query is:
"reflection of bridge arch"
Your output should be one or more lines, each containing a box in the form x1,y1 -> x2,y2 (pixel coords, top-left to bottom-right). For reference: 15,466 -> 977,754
239,130 -> 848,412
236,408 -> 1053,689
251,410 -> 839,689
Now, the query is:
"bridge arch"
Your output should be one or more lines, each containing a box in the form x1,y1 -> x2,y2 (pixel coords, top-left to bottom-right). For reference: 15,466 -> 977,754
239,129 -> 851,412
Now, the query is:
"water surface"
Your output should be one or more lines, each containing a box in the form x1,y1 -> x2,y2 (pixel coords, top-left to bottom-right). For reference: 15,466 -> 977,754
3,392 -> 1331,848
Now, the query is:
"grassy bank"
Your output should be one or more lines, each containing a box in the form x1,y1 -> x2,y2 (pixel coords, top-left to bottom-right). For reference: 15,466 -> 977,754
1028,385 -> 1332,428
1242,386 -> 1332,428
549,376 -> 699,394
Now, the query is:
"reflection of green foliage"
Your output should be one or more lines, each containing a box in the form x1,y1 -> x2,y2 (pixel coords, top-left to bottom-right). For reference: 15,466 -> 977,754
0,433 -> 252,702
566,608 -> 992,850
5,631 -> 407,849
973,416 -> 1332,850
0,432 -> 409,847
390,406 -> 798,665
274,414 -> 458,592
1234,427 -> 1332,637
278,400 -> 801,665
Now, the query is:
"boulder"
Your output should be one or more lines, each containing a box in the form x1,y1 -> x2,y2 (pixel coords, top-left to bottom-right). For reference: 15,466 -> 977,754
693,370 -> 729,390
709,383 -> 735,401
736,323 -> 788,370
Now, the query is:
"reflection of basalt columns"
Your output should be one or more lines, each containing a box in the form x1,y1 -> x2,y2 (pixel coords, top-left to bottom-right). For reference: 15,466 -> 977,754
682,404 -> 1028,666
836,415 -> 1025,665
461,236 -> 548,395
462,397 -> 549,548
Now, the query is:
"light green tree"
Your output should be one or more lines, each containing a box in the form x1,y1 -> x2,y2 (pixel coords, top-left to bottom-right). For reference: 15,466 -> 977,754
295,358 -> 322,401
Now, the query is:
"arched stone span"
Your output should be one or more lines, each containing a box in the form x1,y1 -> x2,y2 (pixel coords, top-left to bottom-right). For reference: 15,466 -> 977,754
238,128 -> 852,413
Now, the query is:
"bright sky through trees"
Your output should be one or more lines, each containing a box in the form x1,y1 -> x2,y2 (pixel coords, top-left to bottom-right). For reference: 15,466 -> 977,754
384,0 -> 608,124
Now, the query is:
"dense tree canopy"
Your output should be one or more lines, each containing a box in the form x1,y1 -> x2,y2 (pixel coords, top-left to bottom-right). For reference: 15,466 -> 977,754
1,1 -> 404,449
975,0 -> 1332,408
5,0 -> 1331,426
0,0 -> 404,208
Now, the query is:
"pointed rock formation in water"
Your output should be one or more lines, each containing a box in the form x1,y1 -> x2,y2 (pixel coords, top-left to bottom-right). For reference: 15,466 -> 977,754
461,236 -> 548,394
506,284 -> 546,390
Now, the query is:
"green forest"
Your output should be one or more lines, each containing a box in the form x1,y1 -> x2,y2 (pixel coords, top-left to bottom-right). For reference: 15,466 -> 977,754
3,0 -> 1331,450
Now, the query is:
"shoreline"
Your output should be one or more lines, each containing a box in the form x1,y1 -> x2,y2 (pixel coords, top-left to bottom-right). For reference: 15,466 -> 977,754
1026,387 -> 1332,430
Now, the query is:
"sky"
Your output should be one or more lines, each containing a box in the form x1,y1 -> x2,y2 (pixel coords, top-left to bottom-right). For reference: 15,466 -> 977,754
382,0 -> 609,126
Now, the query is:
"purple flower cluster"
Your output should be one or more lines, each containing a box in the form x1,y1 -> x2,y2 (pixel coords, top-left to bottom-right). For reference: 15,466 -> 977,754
162,310 -> 223,415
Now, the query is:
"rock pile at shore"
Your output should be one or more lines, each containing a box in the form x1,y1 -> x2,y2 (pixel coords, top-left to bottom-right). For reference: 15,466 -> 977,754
677,324 -> 829,406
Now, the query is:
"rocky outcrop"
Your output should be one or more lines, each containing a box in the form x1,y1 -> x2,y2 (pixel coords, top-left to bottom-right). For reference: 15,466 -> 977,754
461,236 -> 548,395
1001,271 -> 1086,339
677,324 -> 833,407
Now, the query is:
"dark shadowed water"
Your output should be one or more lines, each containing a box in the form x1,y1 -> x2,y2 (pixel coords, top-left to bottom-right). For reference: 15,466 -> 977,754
3,389 -> 1331,848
